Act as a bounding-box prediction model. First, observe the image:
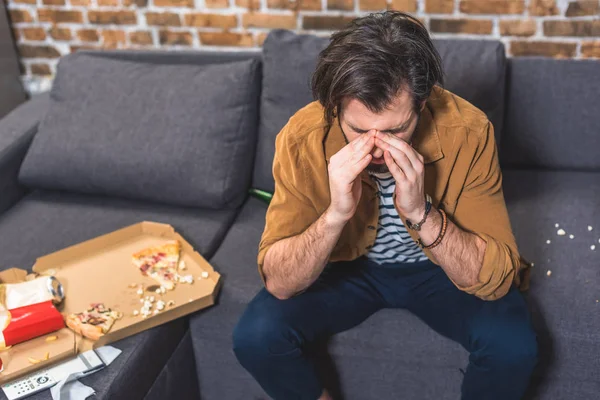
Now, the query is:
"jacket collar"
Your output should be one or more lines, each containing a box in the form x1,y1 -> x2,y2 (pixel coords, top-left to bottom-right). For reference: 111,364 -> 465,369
324,104 -> 444,166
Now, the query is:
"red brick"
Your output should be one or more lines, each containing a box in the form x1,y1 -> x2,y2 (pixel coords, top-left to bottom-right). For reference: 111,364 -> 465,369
360,0 -> 387,10
199,32 -> 253,47
581,41 -> 600,58
102,30 -> 126,48
49,27 -> 72,41
77,29 -> 100,42
242,13 -> 296,29
303,15 -> 355,30
565,1 -> 599,16
460,0 -> 524,14
430,18 -> 493,34
205,0 -> 229,7
389,0 -> 417,12
38,9 -> 84,23
8,9 -> 33,24
42,0 -> 66,5
544,20 -> 600,37
268,0 -> 322,11
328,0 -> 353,10
12,0 -> 36,4
499,19 -> 536,37
236,0 -> 260,8
159,30 -> 194,45
123,0 -> 148,5
18,45 -> 61,58
425,0 -> 453,12
146,12 -> 181,26
129,30 -> 154,45
31,63 -> 52,76
12,29 -> 20,42
70,45 -> 101,53
88,11 -> 137,25
256,32 -> 269,46
155,0 -> 194,6
70,0 -> 91,4
529,0 -> 558,15
98,0 -> 120,5
510,41 -> 576,58
184,13 -> 237,28
21,27 -> 47,41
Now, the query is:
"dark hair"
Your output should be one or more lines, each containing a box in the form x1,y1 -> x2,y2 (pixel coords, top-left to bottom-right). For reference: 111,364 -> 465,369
311,11 -> 444,126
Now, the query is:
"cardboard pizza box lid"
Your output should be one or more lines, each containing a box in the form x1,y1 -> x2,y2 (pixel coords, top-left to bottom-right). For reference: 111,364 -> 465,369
0,269 -> 28,284
0,221 -> 221,383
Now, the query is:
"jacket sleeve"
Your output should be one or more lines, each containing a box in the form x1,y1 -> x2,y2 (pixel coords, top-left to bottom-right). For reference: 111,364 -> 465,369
256,122 -> 319,286
450,122 -> 522,301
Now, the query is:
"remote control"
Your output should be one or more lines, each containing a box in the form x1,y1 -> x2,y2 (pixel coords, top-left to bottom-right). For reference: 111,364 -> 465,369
1,370 -> 57,399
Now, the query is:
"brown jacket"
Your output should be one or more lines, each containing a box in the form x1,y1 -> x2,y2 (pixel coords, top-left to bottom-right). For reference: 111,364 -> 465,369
257,87 -> 531,301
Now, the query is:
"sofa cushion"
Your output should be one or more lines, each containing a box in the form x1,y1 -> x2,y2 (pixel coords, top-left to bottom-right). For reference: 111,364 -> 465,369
502,58 -> 600,171
19,53 -> 261,209
502,169 -> 600,399
0,190 -> 237,269
254,30 -> 506,192
189,197 -> 269,399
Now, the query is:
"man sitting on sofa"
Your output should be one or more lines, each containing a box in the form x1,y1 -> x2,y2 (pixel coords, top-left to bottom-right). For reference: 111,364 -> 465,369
233,11 -> 537,400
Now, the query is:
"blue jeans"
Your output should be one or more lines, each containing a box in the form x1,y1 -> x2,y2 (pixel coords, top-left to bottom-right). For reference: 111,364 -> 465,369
233,257 -> 538,400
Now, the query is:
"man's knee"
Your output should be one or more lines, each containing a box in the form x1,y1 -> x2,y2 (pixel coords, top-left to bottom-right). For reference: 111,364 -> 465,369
232,302 -> 300,365
471,311 -> 538,371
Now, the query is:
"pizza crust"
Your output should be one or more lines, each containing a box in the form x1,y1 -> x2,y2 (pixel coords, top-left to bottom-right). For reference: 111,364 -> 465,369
65,303 -> 121,341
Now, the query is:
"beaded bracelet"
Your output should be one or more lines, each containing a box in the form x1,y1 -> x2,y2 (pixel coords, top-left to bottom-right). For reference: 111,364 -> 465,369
417,208 -> 447,250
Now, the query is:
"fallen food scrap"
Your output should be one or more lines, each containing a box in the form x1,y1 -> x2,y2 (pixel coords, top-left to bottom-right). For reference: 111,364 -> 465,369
557,229 -> 566,236
588,226 -> 593,231
546,240 -> 551,244
546,270 -> 552,277
591,245 -> 596,251
569,234 -> 575,239
45,336 -> 58,342
28,357 -> 41,365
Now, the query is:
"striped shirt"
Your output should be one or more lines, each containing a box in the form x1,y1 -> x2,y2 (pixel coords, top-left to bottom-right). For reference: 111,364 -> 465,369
366,171 -> 429,265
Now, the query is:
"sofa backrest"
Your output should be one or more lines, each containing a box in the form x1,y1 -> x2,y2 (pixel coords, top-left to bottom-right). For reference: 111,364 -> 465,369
501,58 -> 600,171
252,30 -> 507,193
19,50 -> 263,209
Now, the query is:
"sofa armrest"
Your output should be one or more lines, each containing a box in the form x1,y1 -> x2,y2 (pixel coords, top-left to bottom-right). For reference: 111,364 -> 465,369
0,93 -> 50,215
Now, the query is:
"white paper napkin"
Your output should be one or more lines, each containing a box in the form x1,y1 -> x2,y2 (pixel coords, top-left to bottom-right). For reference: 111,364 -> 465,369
50,346 -> 122,400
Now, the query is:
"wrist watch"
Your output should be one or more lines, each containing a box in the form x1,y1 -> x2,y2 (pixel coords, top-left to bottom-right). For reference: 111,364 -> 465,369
406,194 -> 432,231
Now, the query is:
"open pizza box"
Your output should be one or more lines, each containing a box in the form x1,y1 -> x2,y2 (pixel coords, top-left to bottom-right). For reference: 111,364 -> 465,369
0,221 -> 221,384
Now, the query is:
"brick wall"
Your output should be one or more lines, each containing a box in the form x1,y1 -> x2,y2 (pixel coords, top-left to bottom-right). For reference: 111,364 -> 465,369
5,0 -> 600,93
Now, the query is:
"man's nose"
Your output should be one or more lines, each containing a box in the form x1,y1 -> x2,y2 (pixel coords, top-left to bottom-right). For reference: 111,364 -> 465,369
369,130 -> 384,159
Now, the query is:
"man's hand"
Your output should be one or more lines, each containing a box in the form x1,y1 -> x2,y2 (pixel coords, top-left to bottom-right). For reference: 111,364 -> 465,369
327,131 -> 375,224
374,132 -> 426,222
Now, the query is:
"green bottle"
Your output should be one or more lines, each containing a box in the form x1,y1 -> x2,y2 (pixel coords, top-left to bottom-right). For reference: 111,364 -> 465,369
249,188 -> 273,204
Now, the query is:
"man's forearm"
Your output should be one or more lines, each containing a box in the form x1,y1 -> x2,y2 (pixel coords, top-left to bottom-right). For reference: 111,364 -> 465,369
412,207 -> 486,288
263,209 -> 346,300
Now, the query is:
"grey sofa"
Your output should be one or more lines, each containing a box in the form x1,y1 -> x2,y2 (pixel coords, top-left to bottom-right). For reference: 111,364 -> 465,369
0,29 -> 598,400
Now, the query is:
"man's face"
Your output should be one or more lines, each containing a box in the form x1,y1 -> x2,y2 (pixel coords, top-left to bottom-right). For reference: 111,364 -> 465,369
339,90 -> 421,174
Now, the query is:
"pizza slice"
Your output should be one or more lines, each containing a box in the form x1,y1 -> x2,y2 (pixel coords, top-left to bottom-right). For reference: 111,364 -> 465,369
132,240 -> 180,290
65,303 -> 122,341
